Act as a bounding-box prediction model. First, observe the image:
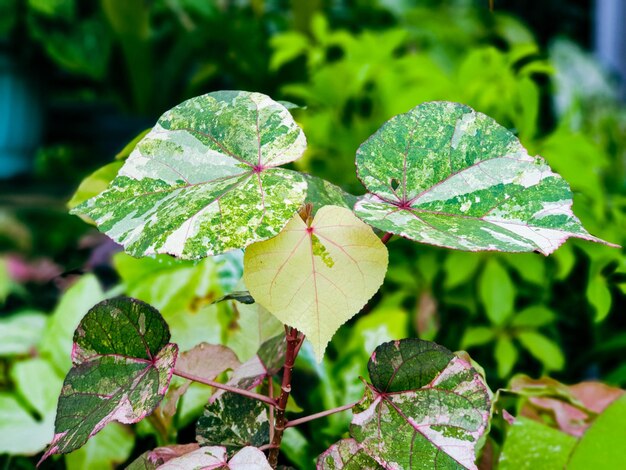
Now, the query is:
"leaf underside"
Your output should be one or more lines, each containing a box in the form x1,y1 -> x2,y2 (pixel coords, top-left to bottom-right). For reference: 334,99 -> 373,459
355,101 -> 613,255
244,205 -> 388,362
158,445 -> 272,469
40,298 -> 177,462
349,339 -> 491,470
72,91 -> 308,259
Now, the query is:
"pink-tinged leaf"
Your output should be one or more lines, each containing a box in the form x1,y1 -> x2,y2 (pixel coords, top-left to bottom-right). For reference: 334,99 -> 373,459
318,439 -> 382,469
126,443 -> 200,470
350,339 -> 491,470
39,298 -> 178,464
511,376 -> 625,437
157,445 -> 272,469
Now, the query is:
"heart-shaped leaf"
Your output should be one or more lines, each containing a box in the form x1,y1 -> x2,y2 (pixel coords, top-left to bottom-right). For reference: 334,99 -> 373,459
71,91 -> 308,258
244,205 -> 388,362
350,339 -> 491,470
40,298 -> 178,462
355,101 -> 615,255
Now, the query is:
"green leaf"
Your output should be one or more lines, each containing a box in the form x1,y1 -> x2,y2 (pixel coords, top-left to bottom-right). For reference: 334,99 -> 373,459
498,417 -> 576,470
495,336 -> 518,378
479,259 -> 514,325
510,306 -> 555,328
65,423 -> 134,470
40,298 -> 178,462
11,358 -> 62,419
517,332 -> 564,371
302,173 -> 357,211
72,91 -> 308,259
461,326 -> 496,349
157,446 -> 272,469
0,310 -> 47,355
244,205 -> 388,362
351,339 -> 491,469
318,439 -> 383,469
587,274 -> 612,322
39,274 -> 107,374
196,392 -> 269,451
354,101 -> 613,255
0,393 -> 54,455
568,395 -> 626,468
443,251 -> 482,289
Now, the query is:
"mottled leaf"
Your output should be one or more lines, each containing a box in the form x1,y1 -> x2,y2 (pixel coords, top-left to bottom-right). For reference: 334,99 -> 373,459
351,339 -> 491,470
354,101 -> 614,255
40,298 -> 178,462
197,392 -> 269,451
158,445 -> 272,469
318,439 -> 383,469
302,173 -> 357,211
498,417 -> 576,470
127,443 -> 200,470
65,423 -> 134,470
244,205 -> 388,361
67,161 -> 124,213
72,91 -> 308,259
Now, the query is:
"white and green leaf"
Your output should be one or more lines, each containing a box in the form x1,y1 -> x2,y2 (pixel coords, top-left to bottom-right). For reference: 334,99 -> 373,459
355,101 -> 615,255
72,91 -> 308,258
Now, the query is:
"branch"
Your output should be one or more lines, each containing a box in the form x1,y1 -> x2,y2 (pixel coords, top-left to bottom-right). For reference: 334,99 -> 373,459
285,402 -> 357,428
172,368 -> 277,406
381,232 -> 393,244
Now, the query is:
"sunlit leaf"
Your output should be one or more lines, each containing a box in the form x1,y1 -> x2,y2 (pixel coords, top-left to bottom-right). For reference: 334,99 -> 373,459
244,205 -> 388,361
354,101 -> 614,255
40,298 -> 178,462
67,161 -> 124,212
495,336 -> 518,378
318,438 -> 382,469
350,339 -> 491,469
72,91 -> 308,259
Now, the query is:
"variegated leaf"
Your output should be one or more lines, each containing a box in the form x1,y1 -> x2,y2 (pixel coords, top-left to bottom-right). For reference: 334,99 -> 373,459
71,91 -> 308,258
318,439 -> 383,469
39,298 -> 178,462
355,101 -> 614,255
244,205 -> 388,362
350,339 -> 491,470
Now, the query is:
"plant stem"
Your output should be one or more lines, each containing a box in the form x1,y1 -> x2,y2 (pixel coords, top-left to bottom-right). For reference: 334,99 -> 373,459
268,326 -> 305,468
381,232 -> 393,244
269,376 -> 275,442
285,401 -> 357,428
172,368 -> 276,406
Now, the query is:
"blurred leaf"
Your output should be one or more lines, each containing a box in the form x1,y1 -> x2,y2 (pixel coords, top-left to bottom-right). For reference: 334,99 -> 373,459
0,310 -> 47,355
157,446 -> 271,469
0,393 -> 54,455
587,274 -> 612,322
461,326 -> 496,349
28,0 -> 74,19
115,128 -> 151,160
41,298 -> 178,462
480,259 -> 514,325
176,343 -> 240,381
517,331 -> 564,371
281,428 -> 313,469
11,358 -> 62,419
443,251 -> 481,289
39,274 -> 106,374
270,31 -> 309,70
502,253 -> 546,285
495,336 -> 518,378
499,417 -> 576,470
511,306 -> 555,328
65,423 -> 134,470
415,291 -> 439,341
351,339 -> 491,469
568,395 -> 626,468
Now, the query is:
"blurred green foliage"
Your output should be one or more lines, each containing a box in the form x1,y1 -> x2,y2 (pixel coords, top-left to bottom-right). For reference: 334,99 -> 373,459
1,0 -> 626,468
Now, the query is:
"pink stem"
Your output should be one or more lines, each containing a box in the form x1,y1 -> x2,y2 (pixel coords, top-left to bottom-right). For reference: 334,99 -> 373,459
285,402 -> 357,428
381,232 -> 393,244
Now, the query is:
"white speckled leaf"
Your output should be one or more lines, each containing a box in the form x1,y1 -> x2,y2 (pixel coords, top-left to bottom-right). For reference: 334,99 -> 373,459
39,298 -> 178,464
318,439 -> 383,469
355,101 -> 615,255
243,206 -> 388,362
71,91 -> 308,259
350,339 -> 491,470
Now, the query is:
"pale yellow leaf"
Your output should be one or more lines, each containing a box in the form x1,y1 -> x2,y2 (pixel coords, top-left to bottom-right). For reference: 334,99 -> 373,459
243,205 -> 388,361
